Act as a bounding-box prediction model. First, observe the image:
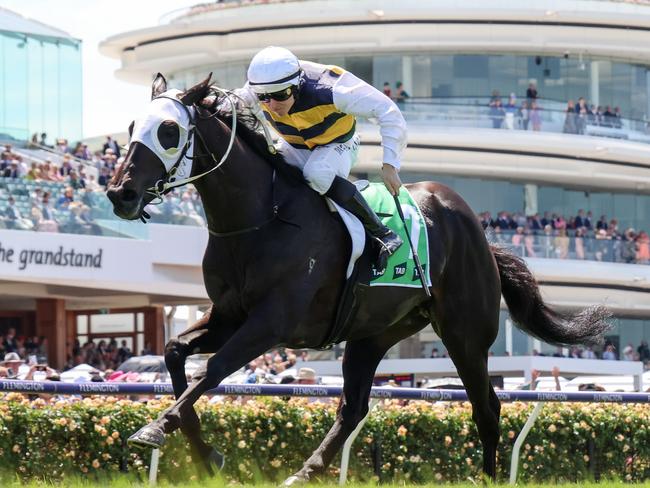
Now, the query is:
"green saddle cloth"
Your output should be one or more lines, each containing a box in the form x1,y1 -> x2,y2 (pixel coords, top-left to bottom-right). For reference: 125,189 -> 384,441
361,183 -> 431,288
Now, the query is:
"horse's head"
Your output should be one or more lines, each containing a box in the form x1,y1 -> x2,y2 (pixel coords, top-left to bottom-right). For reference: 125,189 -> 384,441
107,73 -> 212,220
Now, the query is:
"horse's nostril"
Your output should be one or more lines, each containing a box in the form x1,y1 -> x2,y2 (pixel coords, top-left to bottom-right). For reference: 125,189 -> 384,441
121,188 -> 139,203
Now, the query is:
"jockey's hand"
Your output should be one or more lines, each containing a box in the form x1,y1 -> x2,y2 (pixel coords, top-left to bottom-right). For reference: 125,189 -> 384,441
382,164 -> 402,196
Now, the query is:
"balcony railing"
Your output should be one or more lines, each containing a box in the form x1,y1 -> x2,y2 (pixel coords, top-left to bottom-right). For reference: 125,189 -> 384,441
490,229 -> 650,265
387,97 -> 650,144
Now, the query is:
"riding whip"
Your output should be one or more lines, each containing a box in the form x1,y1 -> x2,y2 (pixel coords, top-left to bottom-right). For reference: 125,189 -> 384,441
392,194 -> 431,298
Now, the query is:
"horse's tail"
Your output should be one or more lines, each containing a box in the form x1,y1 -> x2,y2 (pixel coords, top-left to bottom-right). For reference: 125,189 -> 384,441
491,245 -> 611,347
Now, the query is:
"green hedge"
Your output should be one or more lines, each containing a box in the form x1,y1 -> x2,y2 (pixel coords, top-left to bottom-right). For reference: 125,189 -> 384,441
0,393 -> 647,483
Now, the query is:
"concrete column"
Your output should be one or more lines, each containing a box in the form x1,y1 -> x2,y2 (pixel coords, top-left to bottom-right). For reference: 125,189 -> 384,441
646,69 -> 650,121
524,184 -> 538,216
144,306 -> 165,355
505,318 -> 513,356
35,299 -> 67,369
590,61 -> 600,107
401,56 -> 413,96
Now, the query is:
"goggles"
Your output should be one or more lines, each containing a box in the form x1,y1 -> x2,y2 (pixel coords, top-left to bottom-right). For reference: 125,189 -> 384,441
257,86 -> 295,103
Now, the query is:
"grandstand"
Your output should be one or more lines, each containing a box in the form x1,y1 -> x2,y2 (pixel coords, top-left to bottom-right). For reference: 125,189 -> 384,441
99,0 -> 650,365
1,1 -> 649,377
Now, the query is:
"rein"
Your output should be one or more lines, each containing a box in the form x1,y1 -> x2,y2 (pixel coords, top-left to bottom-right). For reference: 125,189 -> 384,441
145,88 -> 238,202
142,88 -> 288,238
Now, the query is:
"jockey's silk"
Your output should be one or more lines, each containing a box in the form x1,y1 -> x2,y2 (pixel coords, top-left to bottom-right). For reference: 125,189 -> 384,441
362,184 -> 432,288
262,62 -> 356,150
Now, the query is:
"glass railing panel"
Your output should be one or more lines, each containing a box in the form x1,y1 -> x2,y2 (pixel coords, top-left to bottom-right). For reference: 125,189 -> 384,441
488,230 -> 650,265
359,98 -> 650,144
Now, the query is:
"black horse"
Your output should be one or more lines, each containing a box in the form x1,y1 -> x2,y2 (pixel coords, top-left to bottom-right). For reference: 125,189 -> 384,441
107,74 -> 609,483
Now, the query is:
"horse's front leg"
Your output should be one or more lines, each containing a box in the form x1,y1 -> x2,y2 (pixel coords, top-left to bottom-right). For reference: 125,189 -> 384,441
163,307 -> 239,474
128,301 -> 281,448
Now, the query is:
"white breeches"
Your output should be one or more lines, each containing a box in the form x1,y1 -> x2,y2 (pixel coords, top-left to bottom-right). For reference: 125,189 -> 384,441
276,134 -> 360,194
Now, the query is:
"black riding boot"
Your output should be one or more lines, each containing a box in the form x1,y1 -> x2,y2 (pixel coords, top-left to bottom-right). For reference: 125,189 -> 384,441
325,176 -> 403,271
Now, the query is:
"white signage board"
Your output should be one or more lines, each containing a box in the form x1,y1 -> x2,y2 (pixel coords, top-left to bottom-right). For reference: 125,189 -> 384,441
0,229 -> 151,284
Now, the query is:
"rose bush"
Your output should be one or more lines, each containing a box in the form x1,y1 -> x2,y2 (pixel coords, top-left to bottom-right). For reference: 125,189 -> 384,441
0,393 -> 647,483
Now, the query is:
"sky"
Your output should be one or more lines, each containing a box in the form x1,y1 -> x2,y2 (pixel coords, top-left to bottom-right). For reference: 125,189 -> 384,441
2,0 -> 199,138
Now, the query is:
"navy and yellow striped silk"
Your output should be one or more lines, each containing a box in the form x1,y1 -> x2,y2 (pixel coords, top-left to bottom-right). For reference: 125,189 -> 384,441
262,62 -> 356,150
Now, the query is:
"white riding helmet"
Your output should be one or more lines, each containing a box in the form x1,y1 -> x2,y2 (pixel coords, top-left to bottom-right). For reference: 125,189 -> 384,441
247,46 -> 301,94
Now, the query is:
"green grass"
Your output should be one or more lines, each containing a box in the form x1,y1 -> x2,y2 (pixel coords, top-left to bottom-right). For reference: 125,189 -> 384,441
0,476 -> 648,488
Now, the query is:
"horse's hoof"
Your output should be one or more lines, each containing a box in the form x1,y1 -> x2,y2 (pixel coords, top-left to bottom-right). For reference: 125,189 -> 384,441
128,425 -> 166,449
282,474 -> 308,486
202,448 -> 225,475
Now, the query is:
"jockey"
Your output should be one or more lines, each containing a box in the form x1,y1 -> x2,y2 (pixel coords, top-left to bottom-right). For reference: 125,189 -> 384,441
239,46 -> 406,271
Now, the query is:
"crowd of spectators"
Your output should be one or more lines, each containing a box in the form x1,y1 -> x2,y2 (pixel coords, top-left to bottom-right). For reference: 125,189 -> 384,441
0,326 -> 316,387
0,136 -> 206,233
562,97 -> 623,134
487,84 -> 625,134
478,209 -> 650,264
428,340 -> 650,368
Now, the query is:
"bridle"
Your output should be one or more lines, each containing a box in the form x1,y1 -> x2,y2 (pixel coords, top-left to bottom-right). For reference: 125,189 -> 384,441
144,87 -> 238,204
137,87 -> 290,237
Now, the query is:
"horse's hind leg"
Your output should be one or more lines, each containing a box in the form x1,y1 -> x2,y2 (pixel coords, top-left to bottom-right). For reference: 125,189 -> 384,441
434,299 -> 501,481
284,317 -> 425,485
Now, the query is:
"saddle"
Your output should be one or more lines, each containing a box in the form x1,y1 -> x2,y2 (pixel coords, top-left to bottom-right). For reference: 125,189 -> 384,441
318,182 -> 431,348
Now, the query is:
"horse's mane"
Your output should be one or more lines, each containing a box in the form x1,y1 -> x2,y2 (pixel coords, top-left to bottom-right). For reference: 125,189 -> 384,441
197,88 -> 306,187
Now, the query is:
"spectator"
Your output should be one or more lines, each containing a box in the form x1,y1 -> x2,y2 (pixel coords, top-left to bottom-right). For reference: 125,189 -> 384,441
4,196 -> 34,230
526,81 -> 538,102
504,93 -> 518,130
603,106 -> 615,127
2,328 -> 18,353
518,368 -> 540,390
529,213 -> 543,231
55,138 -> 70,154
160,193 -> 183,224
551,366 -> 562,391
563,100 -> 577,134
582,346 -> 597,359
296,367 -> 317,385
518,100 -> 530,130
382,82 -> 391,98
574,209 -> 588,229
98,167 -> 112,189
68,170 -> 85,190
622,344 -> 636,361
636,231 -> 650,264
554,228 -> 569,259
0,352 -> 27,379
613,107 -> 623,129
574,227 -> 586,259
394,81 -> 409,104
117,340 -> 132,364
59,155 -> 73,177
489,99 -> 505,129
529,100 -> 542,131
3,161 -> 19,178
638,340 -> 650,363
103,136 -> 121,158
596,215 -> 608,231
25,163 -> 41,181
602,344 -> 617,360
575,97 -> 588,134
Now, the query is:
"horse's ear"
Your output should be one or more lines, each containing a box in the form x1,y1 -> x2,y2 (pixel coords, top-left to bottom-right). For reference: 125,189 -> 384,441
152,73 -> 168,100
179,73 -> 212,106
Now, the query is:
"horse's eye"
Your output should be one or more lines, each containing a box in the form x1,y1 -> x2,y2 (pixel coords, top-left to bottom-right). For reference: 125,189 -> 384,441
157,120 -> 180,150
